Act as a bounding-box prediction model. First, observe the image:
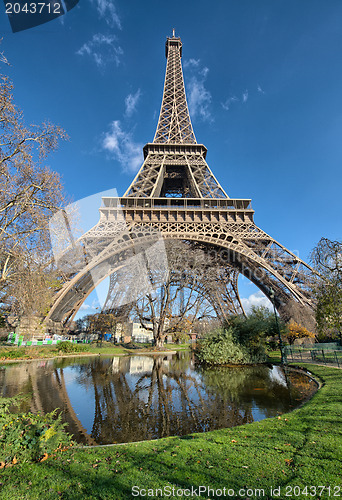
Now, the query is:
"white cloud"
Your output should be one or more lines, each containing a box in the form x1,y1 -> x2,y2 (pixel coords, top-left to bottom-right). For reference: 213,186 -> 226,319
257,84 -> 265,94
240,291 -> 272,314
221,89 -> 250,111
77,33 -> 123,67
183,58 -> 200,68
79,298 -> 102,314
221,96 -> 238,111
102,120 -> 143,173
200,66 -> 209,78
187,78 -> 212,122
125,89 -> 141,117
185,59 -> 212,122
90,0 -> 121,29
79,304 -> 91,311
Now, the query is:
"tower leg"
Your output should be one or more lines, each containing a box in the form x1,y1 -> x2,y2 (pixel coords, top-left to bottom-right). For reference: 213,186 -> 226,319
278,299 -> 316,333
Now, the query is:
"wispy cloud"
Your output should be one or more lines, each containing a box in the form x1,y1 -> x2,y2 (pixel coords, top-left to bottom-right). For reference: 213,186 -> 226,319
90,0 -> 121,29
188,78 -> 212,122
184,59 -> 212,122
200,66 -> 209,78
125,89 -> 141,117
77,33 -> 123,67
240,291 -> 272,314
222,86 -> 266,111
102,120 -> 143,173
183,58 -> 200,69
221,95 -> 238,111
79,298 -> 101,313
79,303 -> 91,311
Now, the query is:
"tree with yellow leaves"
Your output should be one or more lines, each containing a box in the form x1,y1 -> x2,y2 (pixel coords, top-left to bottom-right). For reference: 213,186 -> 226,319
284,321 -> 315,345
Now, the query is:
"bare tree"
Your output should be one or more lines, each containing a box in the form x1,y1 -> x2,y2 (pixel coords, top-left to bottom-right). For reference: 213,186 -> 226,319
0,40 -> 9,66
132,241 -> 220,348
311,238 -> 342,281
0,70 -> 68,320
310,238 -> 342,341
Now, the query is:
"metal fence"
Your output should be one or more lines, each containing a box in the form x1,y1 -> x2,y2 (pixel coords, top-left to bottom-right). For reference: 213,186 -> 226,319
284,346 -> 342,367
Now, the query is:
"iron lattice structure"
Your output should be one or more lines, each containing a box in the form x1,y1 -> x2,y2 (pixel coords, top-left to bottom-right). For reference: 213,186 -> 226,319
124,34 -> 227,200
46,32 -> 314,328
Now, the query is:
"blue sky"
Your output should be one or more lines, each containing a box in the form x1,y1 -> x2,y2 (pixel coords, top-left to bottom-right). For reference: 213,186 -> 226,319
1,0 -> 342,315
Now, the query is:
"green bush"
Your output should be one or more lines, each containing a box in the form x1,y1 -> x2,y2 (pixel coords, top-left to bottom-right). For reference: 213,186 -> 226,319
227,306 -> 286,345
173,332 -> 189,344
58,341 -> 89,353
0,347 -> 28,359
195,327 -> 266,366
0,395 -> 73,466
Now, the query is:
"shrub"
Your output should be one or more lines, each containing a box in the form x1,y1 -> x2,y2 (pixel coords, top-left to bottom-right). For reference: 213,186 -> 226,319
173,332 -> 189,344
227,306 -> 286,345
195,328 -> 266,366
58,341 -> 89,353
0,395 -> 73,466
0,347 -> 29,359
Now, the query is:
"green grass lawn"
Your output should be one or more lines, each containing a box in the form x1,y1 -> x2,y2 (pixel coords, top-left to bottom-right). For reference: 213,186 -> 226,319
0,344 -> 126,360
1,363 -> 341,499
0,342 -> 190,361
267,350 -> 282,363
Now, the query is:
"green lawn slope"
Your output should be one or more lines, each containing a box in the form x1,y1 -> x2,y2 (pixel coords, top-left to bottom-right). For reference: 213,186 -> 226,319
1,364 -> 341,499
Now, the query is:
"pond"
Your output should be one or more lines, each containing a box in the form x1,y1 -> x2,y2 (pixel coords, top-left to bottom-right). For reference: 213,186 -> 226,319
0,352 -> 317,445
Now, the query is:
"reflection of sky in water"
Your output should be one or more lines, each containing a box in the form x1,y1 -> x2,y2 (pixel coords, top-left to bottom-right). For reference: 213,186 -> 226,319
251,407 -> 270,421
1,354 -> 316,445
61,367 -> 95,435
269,366 -> 287,387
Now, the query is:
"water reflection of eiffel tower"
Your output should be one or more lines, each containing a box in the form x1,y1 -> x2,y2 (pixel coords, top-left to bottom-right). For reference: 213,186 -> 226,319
47,32 -> 314,329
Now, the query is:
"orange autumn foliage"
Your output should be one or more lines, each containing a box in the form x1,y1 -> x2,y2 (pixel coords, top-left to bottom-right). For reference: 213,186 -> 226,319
285,321 -> 315,345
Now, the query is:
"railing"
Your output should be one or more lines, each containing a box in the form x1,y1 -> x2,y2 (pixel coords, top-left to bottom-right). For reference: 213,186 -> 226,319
285,346 -> 342,368
101,197 -> 253,211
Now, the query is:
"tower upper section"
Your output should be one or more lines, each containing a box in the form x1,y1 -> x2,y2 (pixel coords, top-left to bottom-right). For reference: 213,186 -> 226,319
153,32 -> 196,144
123,32 -> 228,199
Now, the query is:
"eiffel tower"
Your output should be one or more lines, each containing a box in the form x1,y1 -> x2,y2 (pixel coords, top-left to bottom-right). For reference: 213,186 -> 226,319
47,31 -> 314,330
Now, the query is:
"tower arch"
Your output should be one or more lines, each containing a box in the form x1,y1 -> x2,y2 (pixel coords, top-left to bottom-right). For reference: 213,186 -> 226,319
47,32 -> 315,330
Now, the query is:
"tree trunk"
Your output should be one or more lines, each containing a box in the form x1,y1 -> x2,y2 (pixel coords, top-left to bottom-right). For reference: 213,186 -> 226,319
155,336 -> 165,348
